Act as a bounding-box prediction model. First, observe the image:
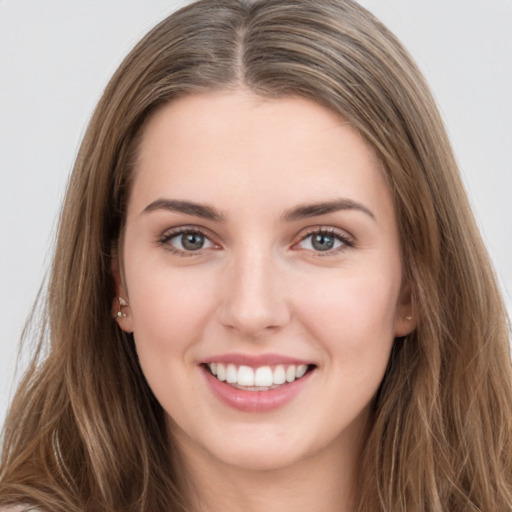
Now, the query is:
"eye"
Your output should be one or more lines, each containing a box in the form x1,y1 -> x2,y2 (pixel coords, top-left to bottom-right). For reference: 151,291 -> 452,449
159,228 -> 217,254
295,229 -> 353,253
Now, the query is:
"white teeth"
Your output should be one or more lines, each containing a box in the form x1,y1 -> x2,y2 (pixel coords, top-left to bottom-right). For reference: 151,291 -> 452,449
226,364 -> 237,383
296,364 -> 308,378
273,365 -> 286,385
216,363 -> 226,381
238,365 -> 255,386
254,366 -> 273,387
207,362 -> 310,387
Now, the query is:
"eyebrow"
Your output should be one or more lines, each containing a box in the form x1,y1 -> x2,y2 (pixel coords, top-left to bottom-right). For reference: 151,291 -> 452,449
281,199 -> 375,222
142,199 -> 225,221
141,197 -> 375,223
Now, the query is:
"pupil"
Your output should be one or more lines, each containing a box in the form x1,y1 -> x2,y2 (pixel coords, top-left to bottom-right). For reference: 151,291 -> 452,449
182,233 -> 204,250
312,233 -> 334,251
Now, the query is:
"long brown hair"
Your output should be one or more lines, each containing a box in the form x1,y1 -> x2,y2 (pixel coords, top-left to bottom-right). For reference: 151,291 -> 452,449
1,1 -> 511,510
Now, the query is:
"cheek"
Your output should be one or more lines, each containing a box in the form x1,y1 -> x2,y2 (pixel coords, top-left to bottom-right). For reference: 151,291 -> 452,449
126,265 -> 219,414
294,266 -> 400,424
293,262 -> 401,358
127,264 -> 218,359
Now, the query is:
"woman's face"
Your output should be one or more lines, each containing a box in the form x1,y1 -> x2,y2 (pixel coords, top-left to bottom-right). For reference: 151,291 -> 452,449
116,90 -> 413,473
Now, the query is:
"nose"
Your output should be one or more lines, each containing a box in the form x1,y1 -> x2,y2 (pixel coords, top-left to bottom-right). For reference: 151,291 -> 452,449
218,245 -> 291,338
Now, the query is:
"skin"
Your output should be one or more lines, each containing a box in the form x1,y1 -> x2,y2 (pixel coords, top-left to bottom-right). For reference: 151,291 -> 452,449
115,90 -> 414,512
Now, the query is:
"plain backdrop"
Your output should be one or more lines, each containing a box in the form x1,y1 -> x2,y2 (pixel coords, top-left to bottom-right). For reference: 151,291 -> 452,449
1,0 -> 511,426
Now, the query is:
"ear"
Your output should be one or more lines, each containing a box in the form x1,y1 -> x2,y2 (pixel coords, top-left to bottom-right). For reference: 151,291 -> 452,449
394,281 -> 416,337
112,253 -> 134,333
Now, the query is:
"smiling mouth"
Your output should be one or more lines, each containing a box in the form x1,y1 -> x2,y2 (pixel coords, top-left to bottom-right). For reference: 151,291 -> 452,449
204,362 -> 315,391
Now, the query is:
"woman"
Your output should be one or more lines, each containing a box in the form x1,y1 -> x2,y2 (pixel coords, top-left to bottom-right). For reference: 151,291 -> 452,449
1,0 -> 511,511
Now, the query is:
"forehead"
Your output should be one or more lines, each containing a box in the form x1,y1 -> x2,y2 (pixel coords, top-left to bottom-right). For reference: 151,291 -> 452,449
130,90 -> 392,218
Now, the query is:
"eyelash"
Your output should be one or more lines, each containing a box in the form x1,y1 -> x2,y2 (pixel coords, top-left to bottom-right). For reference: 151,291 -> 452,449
157,226 -> 355,257
294,227 -> 355,255
157,226 -> 218,257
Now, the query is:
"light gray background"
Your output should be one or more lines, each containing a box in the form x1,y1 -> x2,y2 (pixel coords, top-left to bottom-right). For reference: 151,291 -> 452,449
1,0 -> 511,426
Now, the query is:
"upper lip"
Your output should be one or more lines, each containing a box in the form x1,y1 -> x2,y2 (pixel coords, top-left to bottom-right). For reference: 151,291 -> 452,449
200,352 -> 314,368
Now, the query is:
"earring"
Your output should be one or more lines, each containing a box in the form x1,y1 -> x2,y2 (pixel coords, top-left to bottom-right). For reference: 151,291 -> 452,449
405,315 -> 412,321
117,297 -> 128,318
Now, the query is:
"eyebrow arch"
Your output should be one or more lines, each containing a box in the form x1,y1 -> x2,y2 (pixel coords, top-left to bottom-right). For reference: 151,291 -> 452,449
142,199 -> 225,222
282,199 -> 375,222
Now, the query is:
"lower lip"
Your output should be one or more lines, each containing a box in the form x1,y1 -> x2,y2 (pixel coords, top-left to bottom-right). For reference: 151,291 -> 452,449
202,366 -> 313,413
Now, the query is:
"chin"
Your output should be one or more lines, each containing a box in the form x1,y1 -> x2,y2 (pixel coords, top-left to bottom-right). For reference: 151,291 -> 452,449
211,442 -> 310,472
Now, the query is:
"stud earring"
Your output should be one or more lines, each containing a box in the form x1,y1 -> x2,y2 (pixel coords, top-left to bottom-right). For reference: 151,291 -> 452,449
117,297 -> 128,318
405,315 -> 412,321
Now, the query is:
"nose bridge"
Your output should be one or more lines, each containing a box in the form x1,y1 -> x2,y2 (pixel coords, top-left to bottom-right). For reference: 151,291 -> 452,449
219,241 -> 289,336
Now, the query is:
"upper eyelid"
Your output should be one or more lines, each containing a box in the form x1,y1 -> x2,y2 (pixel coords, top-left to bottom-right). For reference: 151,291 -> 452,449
296,225 -> 354,242
160,225 -> 215,239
